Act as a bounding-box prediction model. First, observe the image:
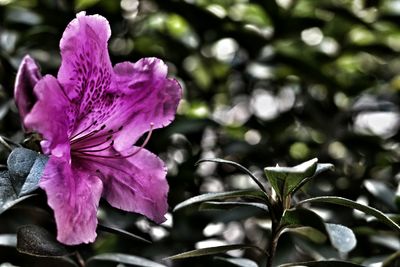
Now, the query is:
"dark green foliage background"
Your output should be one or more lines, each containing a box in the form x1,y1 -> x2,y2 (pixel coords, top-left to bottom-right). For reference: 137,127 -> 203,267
0,0 -> 399,266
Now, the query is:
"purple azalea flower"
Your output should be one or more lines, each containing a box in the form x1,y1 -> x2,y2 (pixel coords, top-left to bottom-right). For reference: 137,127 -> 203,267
14,12 -> 182,245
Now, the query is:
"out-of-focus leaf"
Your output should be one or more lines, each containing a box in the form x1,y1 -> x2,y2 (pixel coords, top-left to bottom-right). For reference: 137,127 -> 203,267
264,158 -> 318,198
285,227 -> 327,244
86,253 -> 166,267
382,250 -> 400,267
321,6 -> 373,29
74,0 -> 100,10
0,194 -> 36,215
165,244 -> 267,260
297,197 -> 400,232
17,225 -> 69,257
97,224 -> 152,244
199,201 -> 269,212
7,148 -> 48,196
279,260 -> 364,267
196,158 -> 267,194
325,223 -> 357,253
173,190 -> 267,212
0,234 -> 16,247
364,180 -> 397,210
214,256 -> 259,267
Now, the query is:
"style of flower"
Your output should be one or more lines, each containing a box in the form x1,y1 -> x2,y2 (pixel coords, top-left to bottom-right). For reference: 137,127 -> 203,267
14,12 -> 181,245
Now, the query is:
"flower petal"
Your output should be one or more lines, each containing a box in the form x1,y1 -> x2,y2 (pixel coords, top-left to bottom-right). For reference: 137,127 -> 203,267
24,75 -> 72,156
14,55 -> 42,122
78,147 -> 169,223
40,156 -> 103,245
57,12 -> 114,133
111,58 -> 182,150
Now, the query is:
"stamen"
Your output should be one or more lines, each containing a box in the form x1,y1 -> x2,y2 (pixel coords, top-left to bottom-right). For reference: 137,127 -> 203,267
71,124 -> 123,145
70,120 -> 97,140
73,123 -> 154,159
74,137 -> 113,152
75,141 -> 114,153
71,124 -> 106,145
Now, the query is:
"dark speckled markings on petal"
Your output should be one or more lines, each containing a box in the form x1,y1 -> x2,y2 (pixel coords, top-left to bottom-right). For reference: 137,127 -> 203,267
15,12 -> 181,245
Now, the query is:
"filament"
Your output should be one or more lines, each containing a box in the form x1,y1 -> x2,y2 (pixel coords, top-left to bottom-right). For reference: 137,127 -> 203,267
74,123 -> 154,159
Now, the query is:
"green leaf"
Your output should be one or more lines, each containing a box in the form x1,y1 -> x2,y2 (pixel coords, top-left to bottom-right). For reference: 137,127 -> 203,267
173,190 -> 267,212
7,148 -> 37,195
0,170 -> 17,210
279,260 -> 364,267
325,223 -> 357,253
280,208 -> 327,234
196,158 -> 267,193
7,147 -> 48,197
291,163 -> 334,195
86,253 -> 166,267
199,201 -> 269,212
285,227 -> 327,244
97,224 -> 152,244
17,225 -> 69,257
281,208 -> 356,253
0,194 -> 37,215
165,244 -> 267,260
214,256 -> 259,267
264,158 -> 318,198
297,196 -> 400,232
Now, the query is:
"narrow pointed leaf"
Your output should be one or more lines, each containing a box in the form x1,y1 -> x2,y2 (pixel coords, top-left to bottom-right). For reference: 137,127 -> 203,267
297,196 -> 400,232
197,158 -> 267,193
97,224 -> 152,244
86,253 -> 167,267
173,190 -> 267,212
165,244 -> 267,260
264,158 -> 318,198
214,256 -> 259,267
279,261 -> 364,267
199,201 -> 269,212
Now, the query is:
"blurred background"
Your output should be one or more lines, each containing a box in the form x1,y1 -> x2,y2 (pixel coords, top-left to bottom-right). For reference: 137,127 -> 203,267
0,0 -> 399,266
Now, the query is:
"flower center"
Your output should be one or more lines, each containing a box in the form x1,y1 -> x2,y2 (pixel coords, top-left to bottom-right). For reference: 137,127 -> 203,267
70,121 -> 154,160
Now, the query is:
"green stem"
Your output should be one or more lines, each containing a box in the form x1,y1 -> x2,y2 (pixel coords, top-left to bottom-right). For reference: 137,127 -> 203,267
266,222 -> 280,267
